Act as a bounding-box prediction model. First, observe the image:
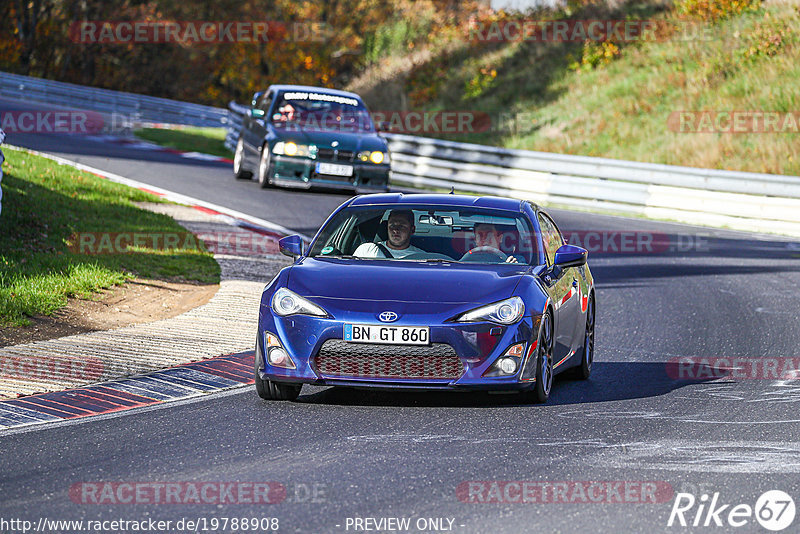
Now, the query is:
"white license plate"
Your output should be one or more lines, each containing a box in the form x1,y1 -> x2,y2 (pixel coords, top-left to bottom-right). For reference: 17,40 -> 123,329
344,324 -> 429,345
316,162 -> 353,177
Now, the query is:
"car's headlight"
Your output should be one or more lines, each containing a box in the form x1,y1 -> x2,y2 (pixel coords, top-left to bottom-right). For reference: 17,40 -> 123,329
273,142 -> 313,157
358,151 -> 389,164
453,297 -> 525,325
271,287 -> 328,317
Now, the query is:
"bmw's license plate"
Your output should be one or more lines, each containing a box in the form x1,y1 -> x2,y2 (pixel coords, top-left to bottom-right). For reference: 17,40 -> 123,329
316,162 -> 353,177
344,324 -> 429,345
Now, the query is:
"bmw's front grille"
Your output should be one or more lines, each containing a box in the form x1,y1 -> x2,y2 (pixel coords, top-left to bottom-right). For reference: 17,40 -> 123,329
314,340 -> 463,380
317,148 -> 354,162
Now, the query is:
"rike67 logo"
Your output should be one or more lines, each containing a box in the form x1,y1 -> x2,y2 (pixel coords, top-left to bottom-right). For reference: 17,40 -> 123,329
668,490 -> 795,531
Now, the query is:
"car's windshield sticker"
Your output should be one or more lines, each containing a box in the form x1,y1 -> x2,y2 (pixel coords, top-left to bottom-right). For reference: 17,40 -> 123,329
282,92 -> 359,107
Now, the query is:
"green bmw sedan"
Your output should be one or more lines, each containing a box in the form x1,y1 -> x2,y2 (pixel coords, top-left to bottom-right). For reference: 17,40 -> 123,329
234,85 -> 391,192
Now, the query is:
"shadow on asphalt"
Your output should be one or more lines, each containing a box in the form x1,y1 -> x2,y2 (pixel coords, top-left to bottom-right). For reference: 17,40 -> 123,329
292,362 -> 713,408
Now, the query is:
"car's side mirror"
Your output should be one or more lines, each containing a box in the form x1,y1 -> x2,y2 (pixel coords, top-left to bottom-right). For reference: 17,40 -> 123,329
251,91 -> 265,107
279,235 -> 304,258
553,244 -> 588,269
251,108 -> 266,119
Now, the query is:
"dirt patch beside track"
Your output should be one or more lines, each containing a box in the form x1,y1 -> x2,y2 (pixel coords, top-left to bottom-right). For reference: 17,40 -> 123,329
0,279 -> 218,347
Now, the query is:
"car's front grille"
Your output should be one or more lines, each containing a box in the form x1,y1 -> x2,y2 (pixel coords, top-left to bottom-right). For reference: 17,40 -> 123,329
314,339 -> 463,380
317,148 -> 354,162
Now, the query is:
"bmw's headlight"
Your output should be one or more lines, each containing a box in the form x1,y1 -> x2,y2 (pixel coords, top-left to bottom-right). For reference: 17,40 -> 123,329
454,297 -> 525,325
273,141 -> 313,157
358,151 -> 389,164
271,288 -> 328,317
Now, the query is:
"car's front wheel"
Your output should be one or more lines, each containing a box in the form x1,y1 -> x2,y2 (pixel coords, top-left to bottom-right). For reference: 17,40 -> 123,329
522,311 -> 554,404
233,138 -> 252,180
257,146 -> 274,189
254,338 -> 301,401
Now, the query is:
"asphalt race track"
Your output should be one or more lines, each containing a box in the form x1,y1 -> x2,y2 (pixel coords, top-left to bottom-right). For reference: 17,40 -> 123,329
2,100 -> 800,533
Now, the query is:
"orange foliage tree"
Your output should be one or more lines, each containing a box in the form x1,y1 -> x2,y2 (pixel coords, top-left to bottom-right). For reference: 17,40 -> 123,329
1,0 -> 476,106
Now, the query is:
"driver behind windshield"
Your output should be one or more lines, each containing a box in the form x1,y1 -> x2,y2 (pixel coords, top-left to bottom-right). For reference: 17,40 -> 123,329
276,103 -> 296,122
465,223 -> 519,263
354,210 -> 425,259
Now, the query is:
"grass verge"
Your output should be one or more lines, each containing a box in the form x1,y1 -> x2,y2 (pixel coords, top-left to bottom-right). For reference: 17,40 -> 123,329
134,127 -> 231,159
0,147 -> 220,327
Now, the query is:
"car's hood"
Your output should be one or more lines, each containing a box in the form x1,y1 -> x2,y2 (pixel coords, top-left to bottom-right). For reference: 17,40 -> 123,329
287,258 -> 528,304
272,129 -> 386,152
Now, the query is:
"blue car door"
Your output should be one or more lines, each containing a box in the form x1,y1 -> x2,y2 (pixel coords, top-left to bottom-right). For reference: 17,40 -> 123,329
538,213 -> 579,363
550,216 -> 583,358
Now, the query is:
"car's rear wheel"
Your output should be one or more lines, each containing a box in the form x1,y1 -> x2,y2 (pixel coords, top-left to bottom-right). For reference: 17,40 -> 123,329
570,294 -> 594,380
233,138 -> 252,180
522,311 -> 554,404
257,146 -> 274,189
254,337 -> 301,401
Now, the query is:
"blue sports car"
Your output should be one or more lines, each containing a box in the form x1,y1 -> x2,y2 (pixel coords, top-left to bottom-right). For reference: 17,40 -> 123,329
255,193 -> 594,403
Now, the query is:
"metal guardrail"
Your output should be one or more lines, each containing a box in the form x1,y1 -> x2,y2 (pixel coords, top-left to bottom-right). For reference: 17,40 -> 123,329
3,69 -> 795,237
0,71 -> 228,128
224,101 -> 800,237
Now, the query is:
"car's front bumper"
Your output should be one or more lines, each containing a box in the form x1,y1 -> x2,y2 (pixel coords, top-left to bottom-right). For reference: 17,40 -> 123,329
257,304 -> 541,390
272,155 -> 390,191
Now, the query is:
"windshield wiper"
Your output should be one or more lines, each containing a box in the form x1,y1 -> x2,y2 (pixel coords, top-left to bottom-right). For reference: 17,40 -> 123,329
420,258 -> 455,263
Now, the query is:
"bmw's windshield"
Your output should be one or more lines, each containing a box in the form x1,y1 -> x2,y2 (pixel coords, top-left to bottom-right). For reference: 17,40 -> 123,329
271,91 -> 375,133
309,205 -> 540,264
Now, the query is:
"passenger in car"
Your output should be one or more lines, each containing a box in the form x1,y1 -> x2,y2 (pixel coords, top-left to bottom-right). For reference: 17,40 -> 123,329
353,210 -> 426,259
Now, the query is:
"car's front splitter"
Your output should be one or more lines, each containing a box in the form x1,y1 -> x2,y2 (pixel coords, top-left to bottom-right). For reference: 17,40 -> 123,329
256,370 -> 535,392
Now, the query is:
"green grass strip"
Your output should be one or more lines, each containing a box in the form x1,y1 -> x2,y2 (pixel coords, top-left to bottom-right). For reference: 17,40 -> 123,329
0,147 -> 220,327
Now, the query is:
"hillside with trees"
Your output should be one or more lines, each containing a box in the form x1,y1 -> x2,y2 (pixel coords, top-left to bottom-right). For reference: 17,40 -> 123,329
3,0 -> 798,174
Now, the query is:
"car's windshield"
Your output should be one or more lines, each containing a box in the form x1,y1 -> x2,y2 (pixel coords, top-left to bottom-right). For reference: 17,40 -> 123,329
272,91 -> 374,133
309,205 -> 540,264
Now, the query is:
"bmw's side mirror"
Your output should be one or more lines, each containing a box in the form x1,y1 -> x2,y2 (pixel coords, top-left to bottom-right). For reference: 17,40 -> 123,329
279,235 -> 304,258
553,244 -> 588,269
